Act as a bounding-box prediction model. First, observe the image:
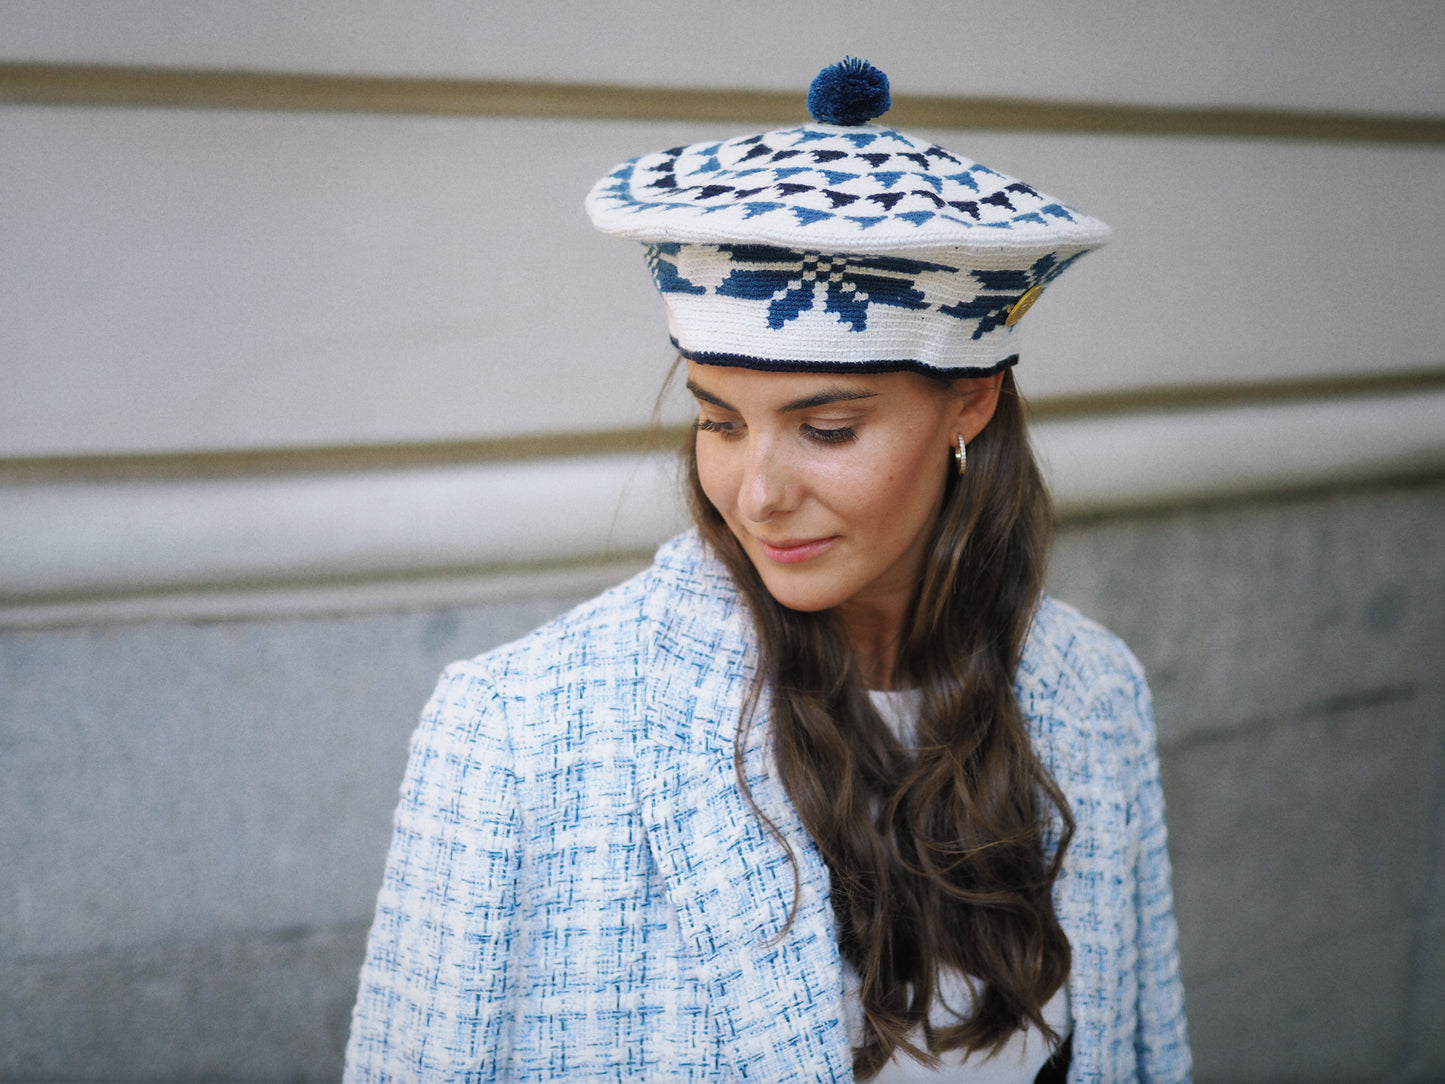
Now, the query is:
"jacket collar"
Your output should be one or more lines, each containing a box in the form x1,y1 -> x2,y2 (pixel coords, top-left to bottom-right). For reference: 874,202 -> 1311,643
636,533 -> 854,1079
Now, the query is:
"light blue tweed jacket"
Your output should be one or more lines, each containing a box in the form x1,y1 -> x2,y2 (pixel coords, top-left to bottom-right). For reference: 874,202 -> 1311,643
345,532 -> 1190,1082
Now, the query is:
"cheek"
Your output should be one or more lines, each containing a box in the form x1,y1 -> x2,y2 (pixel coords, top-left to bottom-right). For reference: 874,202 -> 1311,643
861,449 -> 949,541
694,446 -> 734,514
857,441 -> 944,514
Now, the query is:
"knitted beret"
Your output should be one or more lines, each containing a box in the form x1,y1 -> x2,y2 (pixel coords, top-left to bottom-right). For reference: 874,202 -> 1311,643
585,58 -> 1110,376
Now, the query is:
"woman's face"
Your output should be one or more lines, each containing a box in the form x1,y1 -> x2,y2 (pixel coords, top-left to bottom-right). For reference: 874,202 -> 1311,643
688,361 -> 1000,627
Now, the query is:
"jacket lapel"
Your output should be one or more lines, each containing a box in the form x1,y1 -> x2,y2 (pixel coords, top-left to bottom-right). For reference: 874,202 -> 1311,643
1021,654 -> 1123,1084
636,542 -> 852,1080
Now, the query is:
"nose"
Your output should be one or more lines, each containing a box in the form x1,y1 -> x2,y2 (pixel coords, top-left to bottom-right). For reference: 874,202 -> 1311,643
736,435 -> 795,522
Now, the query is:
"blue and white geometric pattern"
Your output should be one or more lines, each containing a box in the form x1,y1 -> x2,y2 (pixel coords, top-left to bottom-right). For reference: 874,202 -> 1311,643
649,244 -> 948,331
937,251 -> 1090,340
640,241 -> 1098,375
715,247 -> 933,332
585,75 -> 1110,376
587,122 -> 1109,256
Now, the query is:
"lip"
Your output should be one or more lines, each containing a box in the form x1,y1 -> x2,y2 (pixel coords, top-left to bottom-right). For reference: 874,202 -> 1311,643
754,536 -> 837,565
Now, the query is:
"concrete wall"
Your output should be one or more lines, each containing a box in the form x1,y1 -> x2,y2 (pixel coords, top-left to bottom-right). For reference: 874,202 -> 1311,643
3,3 -> 1443,1080
1054,481 -> 1445,1081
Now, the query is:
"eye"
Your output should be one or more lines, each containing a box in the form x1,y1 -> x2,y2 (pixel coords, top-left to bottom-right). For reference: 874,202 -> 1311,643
802,424 -> 857,445
694,417 -> 740,437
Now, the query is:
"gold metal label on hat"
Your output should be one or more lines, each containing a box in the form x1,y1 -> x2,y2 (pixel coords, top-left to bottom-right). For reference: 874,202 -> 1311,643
1004,284 -> 1044,326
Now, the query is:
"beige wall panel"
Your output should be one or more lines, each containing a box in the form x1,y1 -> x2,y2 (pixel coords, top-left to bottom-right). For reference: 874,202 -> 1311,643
5,105 -> 1444,456
953,129 -> 1445,397
2,0 -> 1442,115
2,105 -> 680,455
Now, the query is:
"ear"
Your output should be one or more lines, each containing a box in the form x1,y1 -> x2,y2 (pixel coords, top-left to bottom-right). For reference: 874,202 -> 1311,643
948,372 -> 1005,444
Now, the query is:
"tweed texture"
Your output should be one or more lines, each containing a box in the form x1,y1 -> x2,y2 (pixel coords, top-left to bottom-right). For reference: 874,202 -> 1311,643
345,532 -> 1190,1082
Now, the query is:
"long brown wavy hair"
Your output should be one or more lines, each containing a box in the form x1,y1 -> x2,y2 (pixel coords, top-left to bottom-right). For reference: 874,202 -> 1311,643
684,369 -> 1074,1077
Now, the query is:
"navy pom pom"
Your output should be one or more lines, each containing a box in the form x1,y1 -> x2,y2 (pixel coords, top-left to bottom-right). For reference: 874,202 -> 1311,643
807,57 -> 891,126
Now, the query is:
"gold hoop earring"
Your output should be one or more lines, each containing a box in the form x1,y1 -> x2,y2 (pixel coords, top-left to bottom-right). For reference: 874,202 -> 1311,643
954,434 -> 967,475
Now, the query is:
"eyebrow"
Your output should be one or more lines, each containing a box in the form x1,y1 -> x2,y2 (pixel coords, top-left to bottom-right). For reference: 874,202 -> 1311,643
686,379 -> 877,413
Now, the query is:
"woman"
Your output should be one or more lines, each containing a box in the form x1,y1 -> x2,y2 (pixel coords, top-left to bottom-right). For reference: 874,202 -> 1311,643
345,59 -> 1190,1082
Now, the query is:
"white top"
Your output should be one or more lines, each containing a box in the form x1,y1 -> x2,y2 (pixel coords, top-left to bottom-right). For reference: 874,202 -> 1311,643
841,690 -> 1073,1083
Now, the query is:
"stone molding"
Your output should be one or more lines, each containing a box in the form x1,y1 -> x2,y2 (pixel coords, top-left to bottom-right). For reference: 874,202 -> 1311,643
4,388 -> 1442,624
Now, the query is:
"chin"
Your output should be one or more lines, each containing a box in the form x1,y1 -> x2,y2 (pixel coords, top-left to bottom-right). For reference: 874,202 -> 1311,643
752,567 -> 842,614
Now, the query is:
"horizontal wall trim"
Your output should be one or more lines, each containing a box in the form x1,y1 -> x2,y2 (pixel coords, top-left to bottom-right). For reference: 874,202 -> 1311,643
5,367 -> 1444,484
0,558 -> 658,631
0,427 -> 676,484
3,62 -> 1443,144
3,389 -> 1443,624
1023,366 -> 1445,420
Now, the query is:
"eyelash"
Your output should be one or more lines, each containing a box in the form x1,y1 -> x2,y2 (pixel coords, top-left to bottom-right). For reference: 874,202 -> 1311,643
802,424 -> 858,445
693,418 -> 857,445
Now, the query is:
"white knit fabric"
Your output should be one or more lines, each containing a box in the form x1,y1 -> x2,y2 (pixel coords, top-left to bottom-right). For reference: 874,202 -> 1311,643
585,73 -> 1110,375
585,122 -> 1109,256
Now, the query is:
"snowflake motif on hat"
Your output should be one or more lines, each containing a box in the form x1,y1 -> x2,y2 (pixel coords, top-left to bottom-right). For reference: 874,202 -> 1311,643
644,243 -> 706,295
714,245 -> 956,332
940,252 -> 1088,339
